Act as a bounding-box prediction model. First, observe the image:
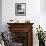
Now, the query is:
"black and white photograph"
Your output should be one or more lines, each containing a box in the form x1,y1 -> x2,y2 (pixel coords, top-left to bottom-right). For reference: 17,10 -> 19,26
15,3 -> 26,16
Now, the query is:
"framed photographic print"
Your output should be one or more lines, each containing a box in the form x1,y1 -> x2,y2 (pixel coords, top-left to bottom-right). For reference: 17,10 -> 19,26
15,3 -> 26,16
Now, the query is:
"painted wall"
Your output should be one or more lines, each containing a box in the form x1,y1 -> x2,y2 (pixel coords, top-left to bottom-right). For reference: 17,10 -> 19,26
40,0 -> 46,31
2,0 -> 40,31
2,0 -> 40,46
2,0 -> 46,46
40,0 -> 46,13
0,0 -> 2,32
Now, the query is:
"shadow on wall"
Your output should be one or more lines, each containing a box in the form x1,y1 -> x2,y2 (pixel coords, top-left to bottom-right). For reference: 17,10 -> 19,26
0,0 -> 2,32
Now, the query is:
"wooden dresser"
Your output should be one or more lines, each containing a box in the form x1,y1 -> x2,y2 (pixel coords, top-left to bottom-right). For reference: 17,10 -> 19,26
7,23 -> 34,46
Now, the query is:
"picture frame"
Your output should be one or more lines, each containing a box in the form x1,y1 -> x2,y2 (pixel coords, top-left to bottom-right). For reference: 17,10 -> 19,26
15,3 -> 26,16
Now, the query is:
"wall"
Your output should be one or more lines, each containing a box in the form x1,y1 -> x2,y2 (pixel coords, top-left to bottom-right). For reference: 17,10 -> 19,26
40,0 -> 46,13
2,0 -> 46,46
2,0 -> 40,46
0,0 -> 2,32
40,0 -> 46,45
2,0 -> 40,30
40,0 -> 46,31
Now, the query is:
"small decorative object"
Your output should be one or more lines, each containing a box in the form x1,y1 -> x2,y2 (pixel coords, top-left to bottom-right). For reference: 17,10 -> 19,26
36,25 -> 45,46
9,19 -> 14,23
25,20 -> 30,23
15,3 -> 26,16
10,20 -> 13,21
9,19 -> 19,23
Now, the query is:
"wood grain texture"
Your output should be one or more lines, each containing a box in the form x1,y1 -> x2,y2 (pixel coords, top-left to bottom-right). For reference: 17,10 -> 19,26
7,23 -> 34,46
